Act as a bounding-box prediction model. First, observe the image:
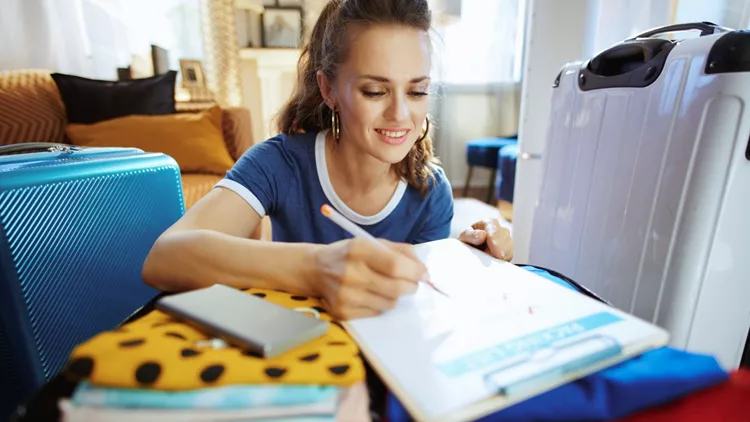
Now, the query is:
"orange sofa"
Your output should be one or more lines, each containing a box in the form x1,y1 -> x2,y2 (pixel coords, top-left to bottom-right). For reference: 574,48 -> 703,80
0,69 -> 255,208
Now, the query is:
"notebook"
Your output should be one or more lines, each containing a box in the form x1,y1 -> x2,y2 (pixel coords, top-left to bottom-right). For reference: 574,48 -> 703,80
343,238 -> 669,422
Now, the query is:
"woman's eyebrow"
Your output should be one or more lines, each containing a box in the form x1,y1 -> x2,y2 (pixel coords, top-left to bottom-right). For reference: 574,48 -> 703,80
359,75 -> 431,83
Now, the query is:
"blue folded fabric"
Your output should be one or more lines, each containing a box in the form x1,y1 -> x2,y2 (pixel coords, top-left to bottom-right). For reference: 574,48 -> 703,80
71,381 -> 340,410
386,267 -> 729,422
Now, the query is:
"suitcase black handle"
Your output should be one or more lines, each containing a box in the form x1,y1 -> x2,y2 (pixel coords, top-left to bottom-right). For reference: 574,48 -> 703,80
577,21 -> 732,92
588,38 -> 671,77
0,143 -> 83,156
628,21 -> 722,39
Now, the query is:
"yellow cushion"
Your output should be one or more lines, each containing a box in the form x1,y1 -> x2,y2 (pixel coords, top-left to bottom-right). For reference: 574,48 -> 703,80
66,106 -> 234,175
64,288 -> 365,391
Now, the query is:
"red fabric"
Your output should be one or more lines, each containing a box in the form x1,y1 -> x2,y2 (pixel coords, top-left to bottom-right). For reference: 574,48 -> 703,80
618,369 -> 750,422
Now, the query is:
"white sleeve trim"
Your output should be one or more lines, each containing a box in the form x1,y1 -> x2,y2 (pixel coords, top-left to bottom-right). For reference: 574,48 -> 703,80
214,179 -> 267,218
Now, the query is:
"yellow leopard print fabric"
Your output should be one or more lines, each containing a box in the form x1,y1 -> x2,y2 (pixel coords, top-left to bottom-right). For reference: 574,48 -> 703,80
64,288 -> 364,390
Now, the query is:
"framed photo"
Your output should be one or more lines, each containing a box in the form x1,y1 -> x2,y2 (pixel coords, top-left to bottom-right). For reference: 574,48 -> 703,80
150,44 -> 170,75
179,59 -> 205,87
261,7 -> 303,48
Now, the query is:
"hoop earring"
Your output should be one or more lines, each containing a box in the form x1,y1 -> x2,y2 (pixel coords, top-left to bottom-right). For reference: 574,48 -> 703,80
416,117 -> 430,142
331,109 -> 341,141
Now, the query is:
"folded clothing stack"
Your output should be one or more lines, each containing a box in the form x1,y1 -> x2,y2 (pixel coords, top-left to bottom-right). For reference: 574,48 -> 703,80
60,381 -> 369,421
59,289 -> 369,421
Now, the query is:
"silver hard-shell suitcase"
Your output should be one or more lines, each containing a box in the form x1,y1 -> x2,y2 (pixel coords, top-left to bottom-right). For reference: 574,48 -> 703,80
528,22 -> 750,369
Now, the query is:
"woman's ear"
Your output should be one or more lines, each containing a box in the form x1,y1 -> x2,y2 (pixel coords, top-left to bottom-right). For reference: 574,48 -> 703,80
316,70 -> 336,109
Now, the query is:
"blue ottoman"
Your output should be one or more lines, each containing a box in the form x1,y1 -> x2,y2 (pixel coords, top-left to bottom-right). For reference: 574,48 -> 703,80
464,136 -> 517,203
495,144 -> 518,203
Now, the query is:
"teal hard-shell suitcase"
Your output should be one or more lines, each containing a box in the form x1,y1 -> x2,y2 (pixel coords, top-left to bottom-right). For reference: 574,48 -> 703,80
0,143 -> 185,421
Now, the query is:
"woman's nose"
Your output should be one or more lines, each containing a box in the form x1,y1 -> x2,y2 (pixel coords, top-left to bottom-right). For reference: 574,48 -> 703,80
385,93 -> 409,121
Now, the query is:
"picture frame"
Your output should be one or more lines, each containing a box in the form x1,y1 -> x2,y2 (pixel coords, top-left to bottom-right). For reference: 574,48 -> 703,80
261,6 -> 303,48
151,44 -> 170,75
179,59 -> 205,87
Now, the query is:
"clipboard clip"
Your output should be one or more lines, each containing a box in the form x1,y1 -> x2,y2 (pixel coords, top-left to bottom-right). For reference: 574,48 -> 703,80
483,334 -> 622,396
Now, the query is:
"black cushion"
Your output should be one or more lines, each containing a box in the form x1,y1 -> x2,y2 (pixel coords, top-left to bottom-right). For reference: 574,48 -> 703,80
50,71 -> 177,124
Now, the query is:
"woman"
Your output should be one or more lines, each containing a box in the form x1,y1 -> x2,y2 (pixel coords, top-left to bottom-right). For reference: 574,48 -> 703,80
142,0 -> 513,319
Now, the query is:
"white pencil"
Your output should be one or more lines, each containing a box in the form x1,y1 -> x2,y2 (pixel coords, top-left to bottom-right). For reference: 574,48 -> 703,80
320,204 -> 380,244
320,204 -> 448,297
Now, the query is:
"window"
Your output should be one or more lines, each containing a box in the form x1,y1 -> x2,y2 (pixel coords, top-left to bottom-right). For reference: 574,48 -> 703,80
431,0 -> 526,86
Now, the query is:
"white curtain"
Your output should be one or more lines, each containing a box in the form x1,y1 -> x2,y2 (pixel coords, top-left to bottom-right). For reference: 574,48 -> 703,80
0,0 -> 203,80
0,0 -> 94,76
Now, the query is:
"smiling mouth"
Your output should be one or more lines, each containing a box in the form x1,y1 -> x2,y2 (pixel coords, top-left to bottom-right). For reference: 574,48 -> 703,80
375,129 -> 408,138
374,129 -> 411,145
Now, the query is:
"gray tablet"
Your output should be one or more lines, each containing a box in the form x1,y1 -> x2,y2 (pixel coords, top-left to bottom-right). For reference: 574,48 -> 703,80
155,284 -> 329,358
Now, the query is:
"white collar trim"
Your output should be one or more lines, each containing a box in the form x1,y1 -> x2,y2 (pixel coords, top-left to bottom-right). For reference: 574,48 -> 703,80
315,131 -> 407,226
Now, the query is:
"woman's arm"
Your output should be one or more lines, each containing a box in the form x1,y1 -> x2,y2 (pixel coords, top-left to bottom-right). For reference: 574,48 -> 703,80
142,186 -> 428,320
142,187 -> 321,294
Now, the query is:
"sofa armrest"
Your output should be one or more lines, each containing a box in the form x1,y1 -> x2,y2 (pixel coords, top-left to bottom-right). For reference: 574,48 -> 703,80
221,107 -> 255,161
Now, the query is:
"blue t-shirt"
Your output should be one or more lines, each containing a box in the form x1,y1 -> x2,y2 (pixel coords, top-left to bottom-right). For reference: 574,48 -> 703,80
215,130 -> 454,245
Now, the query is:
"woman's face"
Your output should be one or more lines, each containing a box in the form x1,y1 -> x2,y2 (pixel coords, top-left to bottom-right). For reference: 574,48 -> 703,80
319,24 -> 432,164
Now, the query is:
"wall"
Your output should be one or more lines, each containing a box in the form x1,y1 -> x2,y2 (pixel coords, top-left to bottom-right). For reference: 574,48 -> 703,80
512,0 -> 596,264
431,84 -> 521,189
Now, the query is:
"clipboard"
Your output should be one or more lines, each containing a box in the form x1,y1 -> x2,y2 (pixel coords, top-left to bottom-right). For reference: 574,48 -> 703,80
343,239 -> 669,422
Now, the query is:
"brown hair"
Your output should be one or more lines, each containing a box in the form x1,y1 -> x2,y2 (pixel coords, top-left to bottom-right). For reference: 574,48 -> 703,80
275,0 -> 440,195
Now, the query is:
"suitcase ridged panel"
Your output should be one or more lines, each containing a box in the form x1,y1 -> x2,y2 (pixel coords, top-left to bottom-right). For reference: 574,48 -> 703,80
574,91 -> 638,305
0,156 -> 184,417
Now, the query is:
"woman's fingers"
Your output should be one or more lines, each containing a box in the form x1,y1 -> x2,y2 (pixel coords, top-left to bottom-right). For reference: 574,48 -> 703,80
380,239 -> 421,260
459,219 -> 514,261
321,287 -> 396,320
351,238 -> 427,282
458,227 -> 488,246
483,221 -> 513,261
321,297 -> 379,320
365,269 -> 414,301
378,239 -> 430,283
486,230 -> 513,261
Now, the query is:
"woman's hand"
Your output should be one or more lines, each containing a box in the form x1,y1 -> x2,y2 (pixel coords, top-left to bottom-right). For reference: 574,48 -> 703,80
311,238 -> 427,320
458,218 -> 514,261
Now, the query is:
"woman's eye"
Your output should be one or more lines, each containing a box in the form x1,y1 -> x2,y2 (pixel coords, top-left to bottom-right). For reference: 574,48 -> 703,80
410,91 -> 429,97
362,91 -> 386,98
